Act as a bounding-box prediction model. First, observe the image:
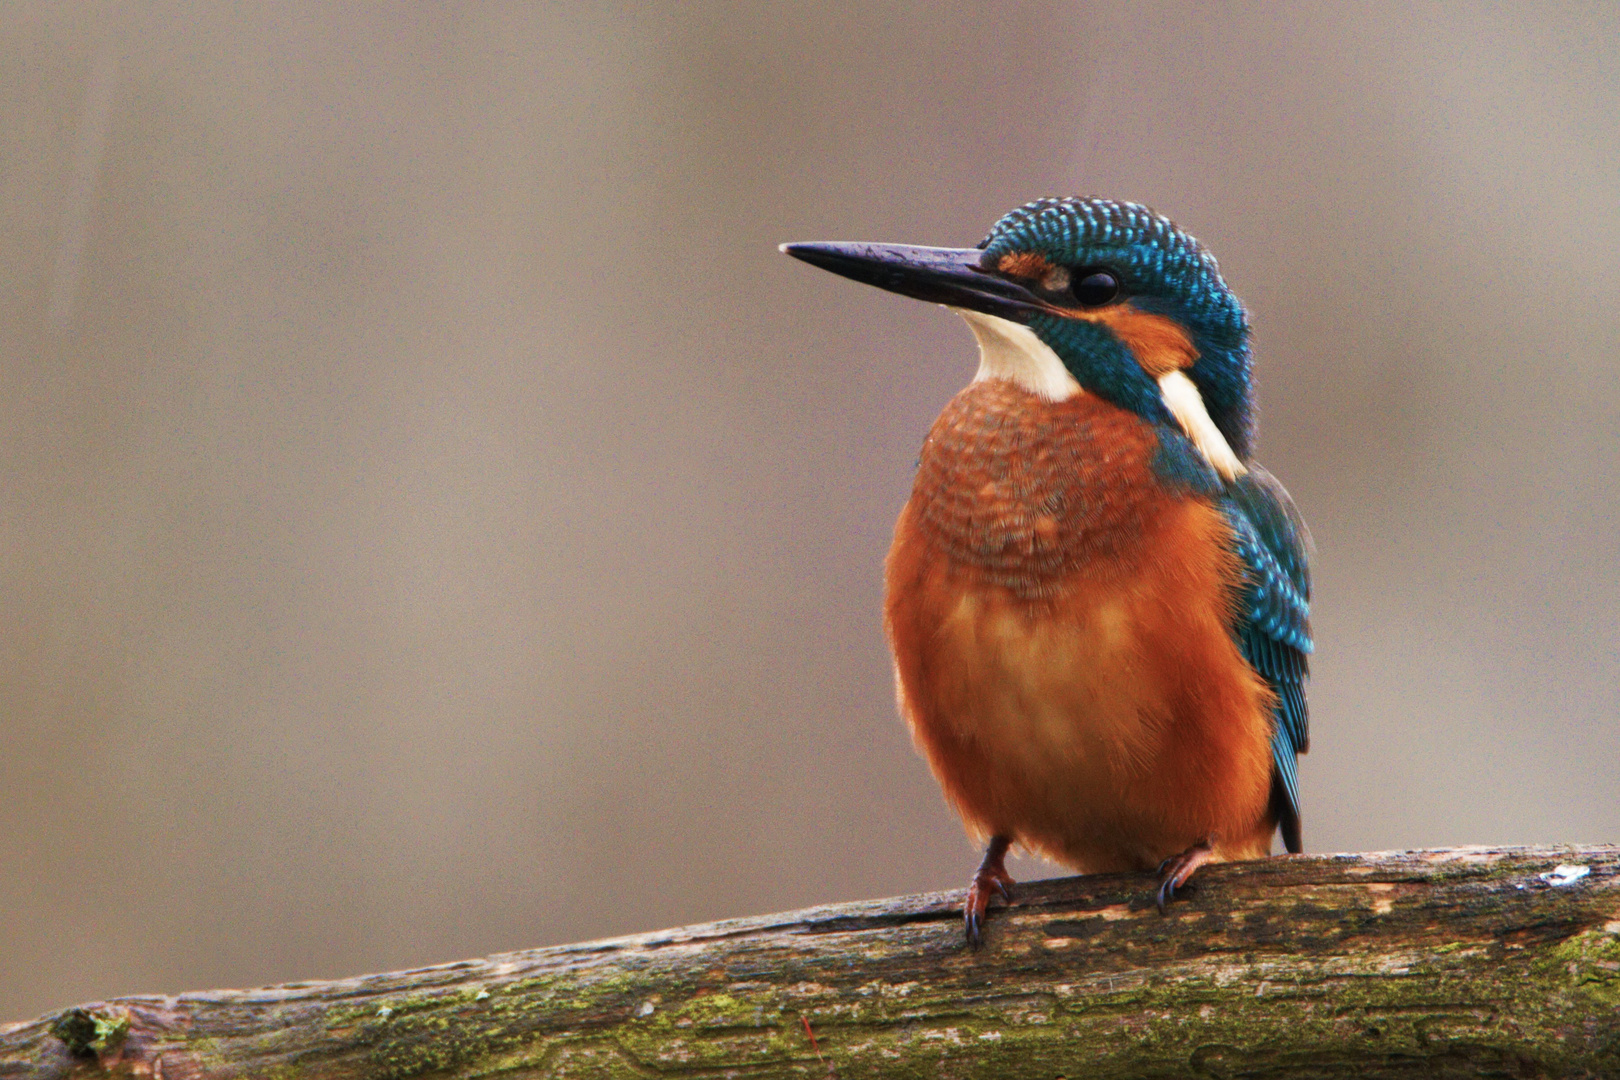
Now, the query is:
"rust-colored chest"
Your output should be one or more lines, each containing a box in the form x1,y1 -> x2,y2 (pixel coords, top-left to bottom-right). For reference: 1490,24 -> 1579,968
883,378 -> 1275,871
906,379 -> 1169,598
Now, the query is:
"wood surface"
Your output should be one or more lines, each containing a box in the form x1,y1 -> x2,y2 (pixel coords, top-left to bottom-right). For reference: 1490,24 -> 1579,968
3,846 -> 1618,1079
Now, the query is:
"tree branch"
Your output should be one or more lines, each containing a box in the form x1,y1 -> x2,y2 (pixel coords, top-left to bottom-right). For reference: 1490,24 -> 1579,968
4,846 -> 1618,1079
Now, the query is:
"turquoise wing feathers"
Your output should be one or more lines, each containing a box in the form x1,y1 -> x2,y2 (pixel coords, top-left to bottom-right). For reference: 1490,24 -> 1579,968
1221,467 -> 1313,852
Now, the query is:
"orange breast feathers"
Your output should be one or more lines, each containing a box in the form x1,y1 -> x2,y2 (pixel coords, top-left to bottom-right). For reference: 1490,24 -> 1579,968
884,379 -> 1277,873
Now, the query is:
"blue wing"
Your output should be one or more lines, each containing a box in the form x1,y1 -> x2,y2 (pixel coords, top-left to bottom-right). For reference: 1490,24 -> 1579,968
1221,466 -> 1312,853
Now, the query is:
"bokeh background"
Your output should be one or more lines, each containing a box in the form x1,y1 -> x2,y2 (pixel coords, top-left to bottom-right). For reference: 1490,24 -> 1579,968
3,2 -> 1617,1023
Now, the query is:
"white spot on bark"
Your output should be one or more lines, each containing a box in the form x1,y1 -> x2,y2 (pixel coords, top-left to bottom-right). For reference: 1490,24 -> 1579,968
1540,864 -> 1589,886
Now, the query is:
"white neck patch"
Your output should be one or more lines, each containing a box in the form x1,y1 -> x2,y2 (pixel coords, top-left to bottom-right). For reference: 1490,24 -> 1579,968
950,308 -> 1247,483
953,308 -> 1082,402
1157,370 -> 1247,481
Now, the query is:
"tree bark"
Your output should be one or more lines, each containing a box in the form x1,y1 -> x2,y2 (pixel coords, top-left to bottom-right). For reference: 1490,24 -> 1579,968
3,846 -> 1618,1079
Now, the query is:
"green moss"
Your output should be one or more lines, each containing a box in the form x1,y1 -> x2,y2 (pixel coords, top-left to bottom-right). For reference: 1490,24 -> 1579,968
339,967 -> 690,1080
294,941 -> 1620,1080
613,988 -> 795,1072
47,1008 -> 130,1058
260,864 -> 1620,1080
1546,929 -> 1620,1007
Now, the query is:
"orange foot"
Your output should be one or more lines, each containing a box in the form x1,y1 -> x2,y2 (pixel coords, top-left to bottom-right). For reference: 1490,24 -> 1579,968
1156,836 -> 1217,914
965,834 -> 1015,947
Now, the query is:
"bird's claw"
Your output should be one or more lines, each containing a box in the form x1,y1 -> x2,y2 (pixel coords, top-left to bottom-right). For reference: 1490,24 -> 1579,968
964,867 -> 1015,947
964,902 -> 985,946
1155,837 -> 1216,915
963,835 -> 1015,947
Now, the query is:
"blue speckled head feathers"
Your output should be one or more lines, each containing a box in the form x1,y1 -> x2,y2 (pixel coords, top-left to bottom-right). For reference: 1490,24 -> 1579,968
981,198 -> 1255,458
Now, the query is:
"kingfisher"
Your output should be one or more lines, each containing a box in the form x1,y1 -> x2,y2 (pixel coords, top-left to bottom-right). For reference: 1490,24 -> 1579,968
782,197 -> 1312,944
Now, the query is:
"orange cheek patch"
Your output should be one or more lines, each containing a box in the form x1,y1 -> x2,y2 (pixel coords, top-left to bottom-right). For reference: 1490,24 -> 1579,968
1073,304 -> 1198,377
996,251 -> 1055,279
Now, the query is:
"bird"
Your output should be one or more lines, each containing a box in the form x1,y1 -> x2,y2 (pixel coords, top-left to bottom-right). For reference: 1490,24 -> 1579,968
781,197 -> 1312,945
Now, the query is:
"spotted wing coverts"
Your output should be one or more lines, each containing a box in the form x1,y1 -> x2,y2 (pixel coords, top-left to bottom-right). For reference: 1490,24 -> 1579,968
1221,466 -> 1312,852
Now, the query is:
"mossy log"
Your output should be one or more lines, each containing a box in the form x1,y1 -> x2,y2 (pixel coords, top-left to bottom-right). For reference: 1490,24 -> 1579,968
3,846 -> 1618,1079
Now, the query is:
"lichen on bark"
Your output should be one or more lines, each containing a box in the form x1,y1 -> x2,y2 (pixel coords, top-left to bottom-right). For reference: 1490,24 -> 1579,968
1,846 -> 1616,1080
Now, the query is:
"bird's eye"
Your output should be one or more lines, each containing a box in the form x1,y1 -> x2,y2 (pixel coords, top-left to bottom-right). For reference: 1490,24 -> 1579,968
1071,269 -> 1120,307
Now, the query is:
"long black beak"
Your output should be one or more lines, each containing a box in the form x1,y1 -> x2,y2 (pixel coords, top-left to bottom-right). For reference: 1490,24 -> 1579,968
779,242 -> 1043,322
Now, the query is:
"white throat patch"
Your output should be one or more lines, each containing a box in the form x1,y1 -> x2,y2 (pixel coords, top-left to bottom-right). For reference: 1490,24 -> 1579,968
953,308 -> 1082,402
951,308 -> 1247,483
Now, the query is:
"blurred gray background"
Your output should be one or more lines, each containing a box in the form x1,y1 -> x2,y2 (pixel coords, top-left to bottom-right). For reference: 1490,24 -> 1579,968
3,2 -> 1616,1022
